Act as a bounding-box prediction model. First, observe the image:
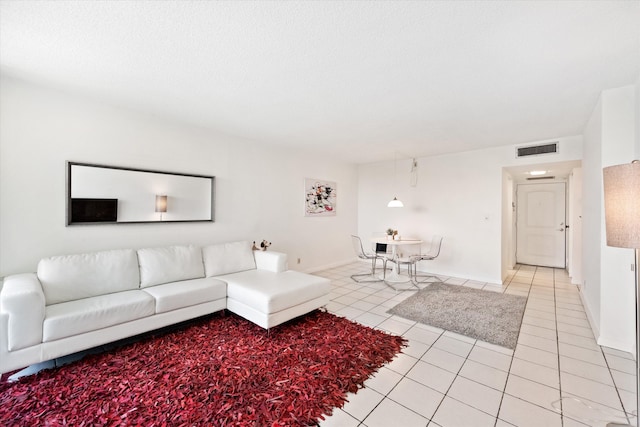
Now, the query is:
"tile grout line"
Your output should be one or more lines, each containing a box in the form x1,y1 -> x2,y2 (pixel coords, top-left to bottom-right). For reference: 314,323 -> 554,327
385,327 -> 446,424
403,327 -> 477,425
358,325 -> 445,425
492,263 -> 522,427
329,272 -> 442,424
551,267 -> 565,427
599,331 -> 635,424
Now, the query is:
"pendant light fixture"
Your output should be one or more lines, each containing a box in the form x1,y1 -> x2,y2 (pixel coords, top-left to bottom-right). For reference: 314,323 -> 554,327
387,197 -> 403,208
387,152 -> 404,207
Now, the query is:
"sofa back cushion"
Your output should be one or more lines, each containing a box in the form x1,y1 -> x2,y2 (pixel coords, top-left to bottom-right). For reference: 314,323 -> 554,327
38,249 -> 140,305
202,241 -> 256,277
137,245 -> 204,288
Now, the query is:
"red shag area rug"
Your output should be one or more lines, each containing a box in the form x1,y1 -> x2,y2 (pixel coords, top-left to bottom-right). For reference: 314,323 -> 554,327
0,310 -> 405,426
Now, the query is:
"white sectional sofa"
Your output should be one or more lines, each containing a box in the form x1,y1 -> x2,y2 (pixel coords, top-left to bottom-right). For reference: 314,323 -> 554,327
0,241 -> 330,374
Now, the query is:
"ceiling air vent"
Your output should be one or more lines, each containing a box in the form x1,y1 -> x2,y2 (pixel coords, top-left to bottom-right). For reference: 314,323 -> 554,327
516,142 -> 558,158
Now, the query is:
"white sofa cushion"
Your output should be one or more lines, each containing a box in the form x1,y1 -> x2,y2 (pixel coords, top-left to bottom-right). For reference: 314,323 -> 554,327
221,270 -> 330,314
38,249 -> 140,305
137,245 -> 205,288
253,251 -> 288,273
43,290 -> 155,342
142,277 -> 227,314
202,241 -> 256,277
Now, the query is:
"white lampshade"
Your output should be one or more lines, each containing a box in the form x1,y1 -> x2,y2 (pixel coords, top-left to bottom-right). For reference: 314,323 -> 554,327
387,197 -> 404,208
155,195 -> 168,213
603,161 -> 640,249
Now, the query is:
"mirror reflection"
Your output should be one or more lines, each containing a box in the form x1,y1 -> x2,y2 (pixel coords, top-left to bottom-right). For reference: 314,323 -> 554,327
67,162 -> 214,225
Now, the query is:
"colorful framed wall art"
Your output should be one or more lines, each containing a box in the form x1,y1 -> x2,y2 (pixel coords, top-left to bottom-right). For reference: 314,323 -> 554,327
304,179 -> 336,217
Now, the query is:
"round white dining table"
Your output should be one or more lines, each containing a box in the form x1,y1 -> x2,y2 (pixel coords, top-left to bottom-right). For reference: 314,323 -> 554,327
370,238 -> 422,283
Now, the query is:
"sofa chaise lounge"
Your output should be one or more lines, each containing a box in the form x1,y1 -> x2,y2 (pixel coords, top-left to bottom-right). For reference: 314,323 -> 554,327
0,241 -> 330,374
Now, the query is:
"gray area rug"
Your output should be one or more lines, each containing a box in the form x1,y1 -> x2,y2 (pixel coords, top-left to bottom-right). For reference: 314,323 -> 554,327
387,283 -> 527,349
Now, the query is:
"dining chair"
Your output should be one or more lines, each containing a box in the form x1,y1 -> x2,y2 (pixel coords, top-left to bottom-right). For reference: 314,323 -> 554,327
350,235 -> 388,282
372,231 -> 392,258
409,235 -> 444,284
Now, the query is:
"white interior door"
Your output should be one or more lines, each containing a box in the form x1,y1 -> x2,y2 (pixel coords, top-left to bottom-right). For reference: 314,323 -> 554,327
516,182 -> 566,268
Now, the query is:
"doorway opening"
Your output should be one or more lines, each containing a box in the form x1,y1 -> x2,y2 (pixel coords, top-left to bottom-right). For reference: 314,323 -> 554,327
501,160 -> 582,282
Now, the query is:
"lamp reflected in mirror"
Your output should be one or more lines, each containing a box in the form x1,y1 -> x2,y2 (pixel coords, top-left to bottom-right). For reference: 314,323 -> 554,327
155,195 -> 168,221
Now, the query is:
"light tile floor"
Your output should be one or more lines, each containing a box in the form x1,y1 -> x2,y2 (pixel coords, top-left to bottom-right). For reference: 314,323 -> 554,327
313,262 -> 637,427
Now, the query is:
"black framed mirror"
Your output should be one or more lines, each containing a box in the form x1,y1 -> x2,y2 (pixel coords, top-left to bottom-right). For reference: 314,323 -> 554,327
66,162 -> 215,225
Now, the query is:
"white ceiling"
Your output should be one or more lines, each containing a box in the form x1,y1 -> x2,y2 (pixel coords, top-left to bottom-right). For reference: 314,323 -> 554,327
1,1 -> 639,164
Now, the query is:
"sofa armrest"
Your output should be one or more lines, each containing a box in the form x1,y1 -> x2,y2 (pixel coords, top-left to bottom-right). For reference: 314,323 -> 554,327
253,251 -> 288,273
0,273 -> 45,351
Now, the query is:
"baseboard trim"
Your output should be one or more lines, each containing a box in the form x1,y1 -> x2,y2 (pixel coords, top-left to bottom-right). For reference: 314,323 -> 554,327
578,287 -> 602,347
301,258 -> 360,274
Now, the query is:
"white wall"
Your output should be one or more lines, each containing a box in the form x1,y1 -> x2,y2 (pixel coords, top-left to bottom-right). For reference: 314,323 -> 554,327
358,137 -> 582,284
582,84 -> 637,353
0,76 -> 358,276
568,167 -> 583,285
501,170 -> 515,275
582,97 -> 604,335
